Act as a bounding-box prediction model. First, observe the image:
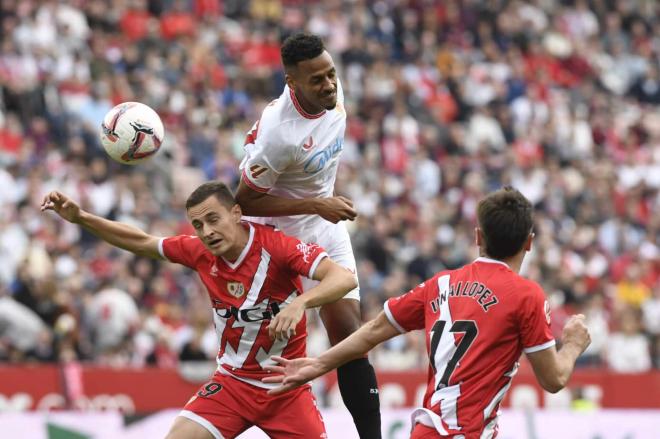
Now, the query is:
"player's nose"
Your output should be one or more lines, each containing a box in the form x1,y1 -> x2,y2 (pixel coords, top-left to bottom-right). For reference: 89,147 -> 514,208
202,223 -> 215,238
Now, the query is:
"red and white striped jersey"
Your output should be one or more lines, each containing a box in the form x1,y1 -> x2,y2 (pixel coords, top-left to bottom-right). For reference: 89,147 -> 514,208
385,257 -> 555,439
239,81 -> 346,238
159,222 -> 327,389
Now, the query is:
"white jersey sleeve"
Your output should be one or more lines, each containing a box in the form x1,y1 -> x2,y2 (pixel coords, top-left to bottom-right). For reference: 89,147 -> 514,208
240,113 -> 295,192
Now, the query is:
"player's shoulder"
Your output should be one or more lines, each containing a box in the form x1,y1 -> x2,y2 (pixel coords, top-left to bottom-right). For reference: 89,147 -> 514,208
416,270 -> 454,294
166,234 -> 204,248
256,87 -> 303,139
163,234 -> 209,262
246,222 -> 285,247
503,271 -> 546,308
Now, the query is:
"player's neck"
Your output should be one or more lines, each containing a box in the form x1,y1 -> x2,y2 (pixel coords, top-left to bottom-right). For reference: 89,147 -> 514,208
292,89 -> 324,115
223,226 -> 250,262
480,251 -> 524,273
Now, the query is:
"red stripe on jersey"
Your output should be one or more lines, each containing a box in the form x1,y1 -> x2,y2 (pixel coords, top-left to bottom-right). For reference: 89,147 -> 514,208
244,119 -> 260,146
289,88 -> 326,119
241,169 -> 270,193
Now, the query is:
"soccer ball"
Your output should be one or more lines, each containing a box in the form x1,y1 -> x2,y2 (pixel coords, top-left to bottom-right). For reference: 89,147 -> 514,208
100,102 -> 164,165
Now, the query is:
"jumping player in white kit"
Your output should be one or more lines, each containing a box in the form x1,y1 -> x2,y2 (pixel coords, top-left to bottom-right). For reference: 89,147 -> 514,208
236,33 -> 381,438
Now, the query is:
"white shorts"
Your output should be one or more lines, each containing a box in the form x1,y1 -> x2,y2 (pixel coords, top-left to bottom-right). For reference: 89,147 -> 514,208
300,221 -> 360,302
243,216 -> 360,301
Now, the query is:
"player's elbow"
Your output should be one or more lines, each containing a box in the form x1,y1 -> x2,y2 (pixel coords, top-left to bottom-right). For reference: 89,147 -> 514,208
346,276 -> 358,294
235,184 -> 264,212
332,266 -> 358,295
343,268 -> 358,292
538,375 -> 567,394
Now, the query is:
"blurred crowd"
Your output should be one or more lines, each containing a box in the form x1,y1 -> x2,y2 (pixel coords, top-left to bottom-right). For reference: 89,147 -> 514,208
1,0 -> 659,382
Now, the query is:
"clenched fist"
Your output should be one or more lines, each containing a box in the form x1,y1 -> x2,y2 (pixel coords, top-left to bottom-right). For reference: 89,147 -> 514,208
561,314 -> 591,354
315,196 -> 357,223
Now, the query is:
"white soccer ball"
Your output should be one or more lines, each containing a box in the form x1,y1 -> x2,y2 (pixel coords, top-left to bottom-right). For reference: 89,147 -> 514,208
99,102 -> 164,165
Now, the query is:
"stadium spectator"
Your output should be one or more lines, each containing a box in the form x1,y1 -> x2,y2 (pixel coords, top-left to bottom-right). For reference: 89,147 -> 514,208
0,0 -> 658,406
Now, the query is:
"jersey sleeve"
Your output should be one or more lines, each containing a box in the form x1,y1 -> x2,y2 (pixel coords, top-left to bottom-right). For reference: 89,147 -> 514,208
384,281 -> 429,333
240,119 -> 293,192
519,283 -> 556,353
269,229 -> 328,279
158,235 -> 204,269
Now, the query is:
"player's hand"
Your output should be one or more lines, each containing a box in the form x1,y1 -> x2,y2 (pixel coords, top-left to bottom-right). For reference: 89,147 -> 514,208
268,300 -> 305,341
315,196 -> 357,223
561,314 -> 591,354
41,191 -> 82,223
262,355 -> 326,395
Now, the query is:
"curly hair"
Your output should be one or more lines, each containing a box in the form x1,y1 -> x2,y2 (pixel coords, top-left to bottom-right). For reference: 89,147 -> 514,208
281,33 -> 325,68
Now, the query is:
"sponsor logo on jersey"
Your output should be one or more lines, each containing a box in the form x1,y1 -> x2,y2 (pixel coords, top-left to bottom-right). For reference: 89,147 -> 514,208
302,136 -> 314,150
227,282 -> 245,298
303,137 -> 344,174
212,299 -> 283,322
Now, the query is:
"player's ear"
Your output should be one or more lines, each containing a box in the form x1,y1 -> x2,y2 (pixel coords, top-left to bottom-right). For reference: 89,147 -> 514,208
230,203 -> 242,223
475,227 -> 482,247
524,232 -> 534,252
284,70 -> 296,90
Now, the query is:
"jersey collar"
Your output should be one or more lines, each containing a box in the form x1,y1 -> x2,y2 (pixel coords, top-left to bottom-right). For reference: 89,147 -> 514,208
289,87 -> 326,120
221,223 -> 255,270
474,256 -> 510,268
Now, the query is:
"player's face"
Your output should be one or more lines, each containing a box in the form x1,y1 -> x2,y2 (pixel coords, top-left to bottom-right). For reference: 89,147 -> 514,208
288,50 -> 338,112
187,196 -> 245,258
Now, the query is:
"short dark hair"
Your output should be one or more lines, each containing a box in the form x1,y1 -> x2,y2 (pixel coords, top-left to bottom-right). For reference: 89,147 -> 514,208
477,187 -> 533,260
281,33 -> 325,68
185,181 -> 236,210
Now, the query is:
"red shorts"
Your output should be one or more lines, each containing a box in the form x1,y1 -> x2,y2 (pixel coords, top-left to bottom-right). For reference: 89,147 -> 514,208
180,371 -> 326,439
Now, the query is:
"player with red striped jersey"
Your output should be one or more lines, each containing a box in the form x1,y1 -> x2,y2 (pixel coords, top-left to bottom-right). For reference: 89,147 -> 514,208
236,33 -> 381,438
264,187 -> 591,439
41,181 -> 358,439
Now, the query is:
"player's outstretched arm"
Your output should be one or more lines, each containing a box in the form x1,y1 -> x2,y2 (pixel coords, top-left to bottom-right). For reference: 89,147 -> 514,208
236,178 -> 357,223
41,191 -> 162,259
526,314 -> 591,393
264,311 -> 400,395
268,258 -> 357,340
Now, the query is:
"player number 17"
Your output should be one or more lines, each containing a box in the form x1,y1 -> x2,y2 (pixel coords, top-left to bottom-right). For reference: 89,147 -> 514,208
429,320 -> 478,389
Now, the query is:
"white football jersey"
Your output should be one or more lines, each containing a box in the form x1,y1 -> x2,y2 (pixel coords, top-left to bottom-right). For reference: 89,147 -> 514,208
240,81 -> 346,239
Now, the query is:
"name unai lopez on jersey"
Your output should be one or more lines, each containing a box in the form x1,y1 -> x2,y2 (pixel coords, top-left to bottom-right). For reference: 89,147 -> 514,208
430,281 -> 499,313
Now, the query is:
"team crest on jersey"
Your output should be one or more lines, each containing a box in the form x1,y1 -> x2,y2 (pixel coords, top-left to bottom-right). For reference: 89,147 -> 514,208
227,281 -> 245,298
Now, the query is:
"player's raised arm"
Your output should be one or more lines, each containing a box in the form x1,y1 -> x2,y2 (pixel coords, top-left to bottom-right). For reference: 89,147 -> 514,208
526,314 -> 591,393
268,258 -> 357,341
41,191 -> 162,259
236,178 -> 357,223
264,311 -> 400,395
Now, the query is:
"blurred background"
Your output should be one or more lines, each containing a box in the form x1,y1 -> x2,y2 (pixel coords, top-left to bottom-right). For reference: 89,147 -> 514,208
0,0 -> 659,438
